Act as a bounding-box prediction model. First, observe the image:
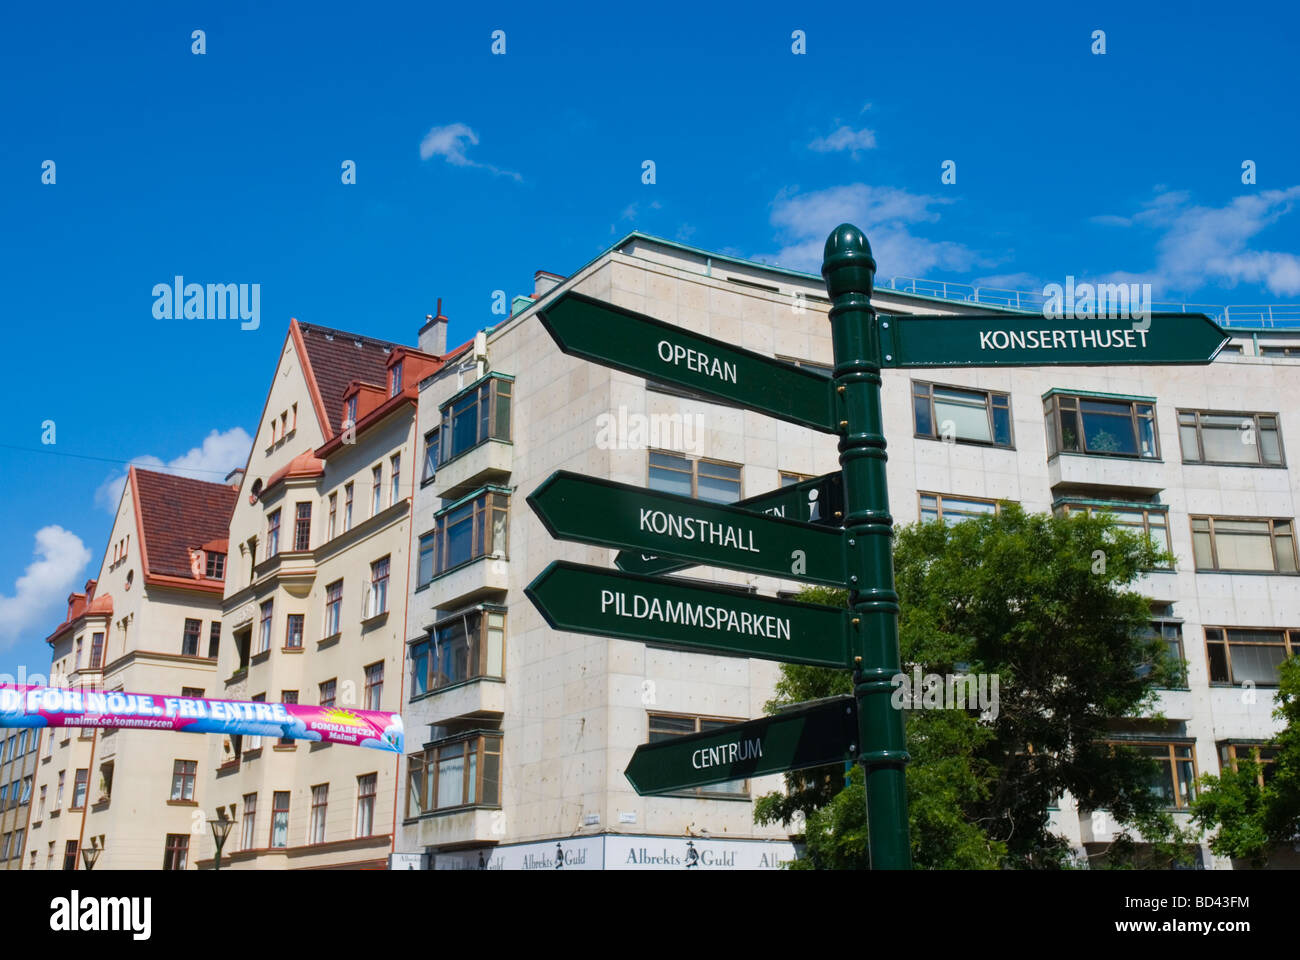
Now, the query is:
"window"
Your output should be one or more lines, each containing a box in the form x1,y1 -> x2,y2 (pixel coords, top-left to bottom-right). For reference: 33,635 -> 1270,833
1260,344 -> 1300,357
324,580 -> 343,637
270,791 -> 289,848
390,453 -> 401,505
328,493 -> 338,539
56,771 -> 64,807
1056,500 -> 1171,567
0,787 -> 7,810
412,607 -> 506,696
439,375 -> 513,463
267,509 -> 281,557
1138,619 -> 1187,687
17,730 -> 26,754
182,618 -> 201,657
356,774 -> 377,836
1043,392 -> 1157,459
11,828 -> 23,861
75,638 -> 82,669
259,599 -> 274,653
1191,516 -> 1298,573
170,760 -> 196,801
63,840 -> 78,871
345,395 -> 358,425
649,714 -> 749,797
90,633 -> 103,669
1219,743 -> 1280,788
778,355 -> 834,377
319,678 -> 336,707
417,532 -> 435,587
391,361 -> 403,396
1107,741 -> 1197,809
780,471 -> 812,487
47,842 -> 54,870
248,694 -> 265,751
422,429 -> 440,483
364,662 -> 384,711
208,622 -> 220,659
919,493 -> 1000,526
432,490 -> 509,575
406,735 -> 502,817
344,483 -> 354,531
206,551 -> 226,579
285,614 -> 304,650
72,769 -> 87,810
1205,627 -> 1300,687
278,692 -> 298,745
181,686 -> 204,698
294,502 -> 312,551
163,834 -> 189,870
241,793 -> 257,852
367,556 -> 390,617
915,381 -> 1013,447
309,784 -> 328,844
37,786 -> 45,820
371,465 -> 383,515
648,451 -> 742,503
1178,410 -> 1283,466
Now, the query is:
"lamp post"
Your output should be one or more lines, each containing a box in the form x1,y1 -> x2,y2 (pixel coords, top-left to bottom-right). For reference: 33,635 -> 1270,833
81,837 -> 102,871
209,815 -> 233,871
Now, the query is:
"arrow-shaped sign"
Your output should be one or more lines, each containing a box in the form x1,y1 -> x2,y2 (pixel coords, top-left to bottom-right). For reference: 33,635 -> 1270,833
616,471 -> 844,577
880,312 -> 1228,368
538,291 -> 838,433
624,695 -> 859,796
525,561 -> 852,667
528,471 -> 847,586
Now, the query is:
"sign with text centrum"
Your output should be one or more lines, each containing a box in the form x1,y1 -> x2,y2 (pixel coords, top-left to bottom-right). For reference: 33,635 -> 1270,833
537,290 -> 837,432
881,311 -> 1228,367
528,471 -> 847,586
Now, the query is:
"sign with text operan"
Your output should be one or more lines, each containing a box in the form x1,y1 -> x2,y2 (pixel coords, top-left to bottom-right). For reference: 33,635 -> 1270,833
537,291 -> 838,432
615,471 -> 844,577
528,471 -> 848,586
624,696 -> 859,796
525,561 -> 852,667
880,312 -> 1229,367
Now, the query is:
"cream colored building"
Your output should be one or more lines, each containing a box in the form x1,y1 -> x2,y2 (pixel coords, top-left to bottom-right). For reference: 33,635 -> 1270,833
398,232 -> 1300,869
0,720 -> 39,869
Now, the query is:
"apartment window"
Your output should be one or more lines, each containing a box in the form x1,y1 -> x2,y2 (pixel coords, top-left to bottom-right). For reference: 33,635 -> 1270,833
169,760 -> 196,801
319,678 -> 336,707
406,735 -> 502,816
647,451 -> 742,503
1178,410 -> 1284,466
422,429 -> 440,482
780,471 -> 813,487
439,375 -> 513,463
649,713 -> 749,798
345,395 -> 358,425
294,502 -> 312,551
1043,392 -> 1157,459
390,453 -> 401,505
417,532 -> 435,587
1260,344 -> 1300,357
1191,516 -> 1298,573
371,465 -> 383,515
344,483 -> 354,531
208,622 -> 221,659
1,737 -> 9,763
72,769 -> 87,810
411,607 -> 506,697
182,618 -> 201,656
356,773 -> 377,836
241,793 -> 257,852
914,381 -> 1013,447
163,834 -> 189,870
328,493 -> 338,539
248,694 -> 265,751
90,633 -> 103,669
391,361 -> 403,396
364,662 -> 384,711
919,492 -> 999,526
267,509 -> 281,557
37,786 -> 45,820
1056,500 -> 1172,566
75,638 -> 82,670
324,580 -> 343,637
181,687 -> 204,698
1138,619 -> 1187,687
1219,743 -> 1280,788
291,402 -> 297,432
367,556 -> 391,618
0,787 -> 7,810
17,730 -> 27,754
11,828 -> 23,861
0,834 -> 10,861
56,771 -> 64,807
259,599 -> 274,653
63,840 -> 78,871
47,842 -> 54,870
205,551 -> 226,579
278,692 -> 298,745
432,489 -> 509,575
1205,627 -> 1300,687
1107,741 -> 1197,809
309,784 -> 328,844
285,614 -> 304,650
20,776 -> 31,804
270,791 -> 290,848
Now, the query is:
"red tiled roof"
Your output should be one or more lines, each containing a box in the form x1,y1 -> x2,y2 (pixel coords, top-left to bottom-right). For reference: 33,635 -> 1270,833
296,322 -> 405,438
131,467 -> 238,581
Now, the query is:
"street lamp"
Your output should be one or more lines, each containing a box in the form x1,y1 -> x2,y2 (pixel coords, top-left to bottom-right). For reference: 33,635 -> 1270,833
81,837 -> 102,871
209,814 -> 233,871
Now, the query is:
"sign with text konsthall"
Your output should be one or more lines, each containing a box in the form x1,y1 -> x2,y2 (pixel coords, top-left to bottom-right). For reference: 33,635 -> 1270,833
537,290 -> 837,433
881,311 -> 1228,368
528,471 -> 847,587
524,561 -> 852,668
624,695 -> 859,796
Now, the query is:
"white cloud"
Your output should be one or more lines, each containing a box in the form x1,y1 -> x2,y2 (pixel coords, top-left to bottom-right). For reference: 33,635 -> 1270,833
808,125 -> 877,156
93,427 -> 253,514
419,122 -> 522,182
0,526 -> 92,648
974,272 -> 1042,291
759,183 -> 985,276
1092,187 -> 1300,297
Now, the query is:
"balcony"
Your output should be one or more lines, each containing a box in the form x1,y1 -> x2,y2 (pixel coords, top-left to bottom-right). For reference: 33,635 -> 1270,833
410,679 -> 506,727
410,807 -> 501,848
1047,453 -> 1166,497
429,555 -> 509,610
433,439 -> 513,500
252,550 -> 317,598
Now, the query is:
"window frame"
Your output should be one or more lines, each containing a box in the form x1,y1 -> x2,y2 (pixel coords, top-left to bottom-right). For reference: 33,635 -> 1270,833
918,491 -> 1002,526
269,790 -> 290,849
1043,391 -> 1159,460
1204,626 -> 1300,687
438,374 -> 514,467
356,773 -> 378,837
182,618 -> 201,657
406,732 -> 503,818
363,661 -> 384,711
170,759 -> 197,802
647,711 -> 753,800
267,508 -> 281,557
241,793 -> 257,852
1190,515 -> 1299,574
1177,409 -> 1285,467
913,380 -> 1014,449
410,605 -> 507,698
324,580 -> 344,638
432,487 -> 510,576
367,555 -> 391,618
647,450 -> 743,503
1055,499 -> 1173,570
309,783 -> 328,844
293,501 -> 312,551
1104,739 -> 1198,810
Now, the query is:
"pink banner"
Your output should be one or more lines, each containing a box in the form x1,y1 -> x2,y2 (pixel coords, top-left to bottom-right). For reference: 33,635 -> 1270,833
0,685 -> 403,753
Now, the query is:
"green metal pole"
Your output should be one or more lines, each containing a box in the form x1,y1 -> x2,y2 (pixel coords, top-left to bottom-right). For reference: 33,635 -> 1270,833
822,224 -> 912,869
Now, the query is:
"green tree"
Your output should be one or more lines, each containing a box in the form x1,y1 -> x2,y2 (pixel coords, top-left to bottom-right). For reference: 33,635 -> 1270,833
755,504 -> 1200,868
1191,656 -> 1300,866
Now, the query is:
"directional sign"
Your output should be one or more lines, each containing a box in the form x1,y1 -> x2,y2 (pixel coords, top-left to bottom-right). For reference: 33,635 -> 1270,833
528,471 -> 847,587
624,696 -> 859,796
525,561 -> 852,668
616,472 -> 844,577
880,312 -> 1228,368
538,291 -> 837,433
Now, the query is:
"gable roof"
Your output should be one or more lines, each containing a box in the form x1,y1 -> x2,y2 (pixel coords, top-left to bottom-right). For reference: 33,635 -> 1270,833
294,322 -> 405,438
130,467 -> 238,584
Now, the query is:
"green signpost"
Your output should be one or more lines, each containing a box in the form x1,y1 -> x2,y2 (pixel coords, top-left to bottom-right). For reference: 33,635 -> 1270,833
624,695 -> 859,796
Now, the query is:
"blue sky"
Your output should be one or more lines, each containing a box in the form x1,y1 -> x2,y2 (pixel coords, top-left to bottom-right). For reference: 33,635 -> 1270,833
2,0 -> 1298,673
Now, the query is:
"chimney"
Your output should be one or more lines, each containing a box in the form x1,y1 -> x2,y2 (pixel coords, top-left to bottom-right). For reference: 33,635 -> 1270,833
419,298 -> 448,356
225,467 -> 246,489
534,271 -> 564,298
